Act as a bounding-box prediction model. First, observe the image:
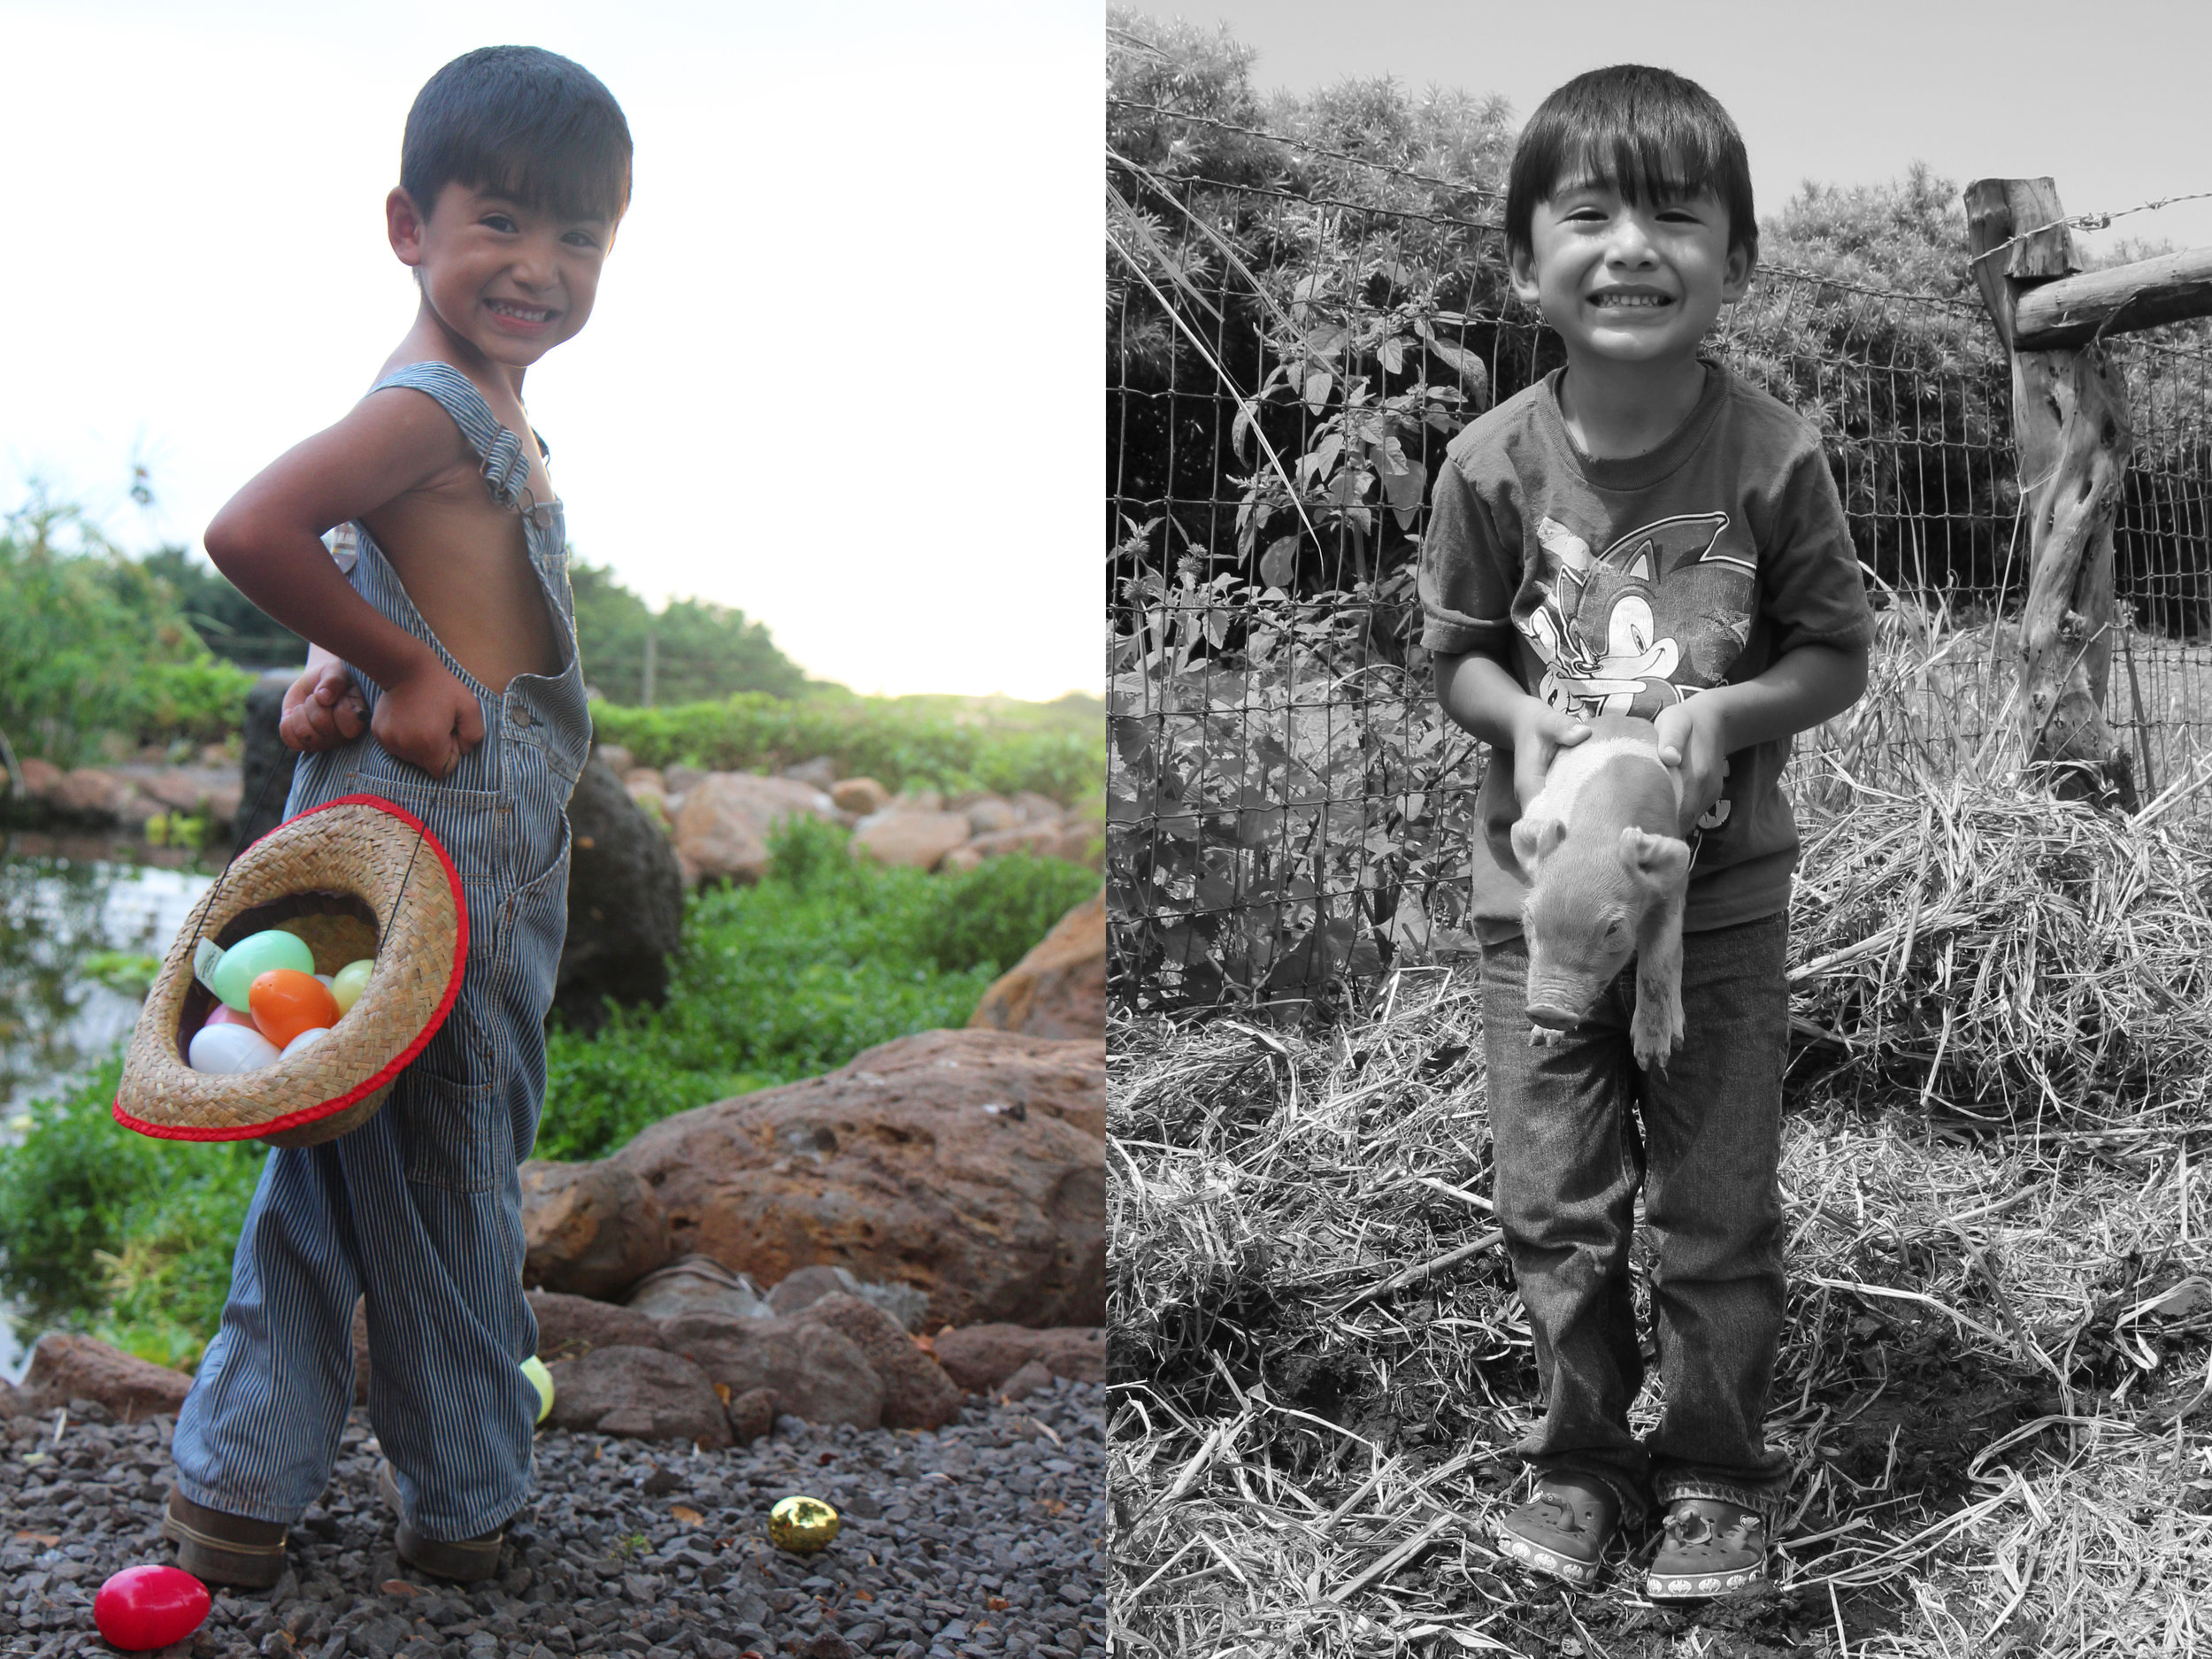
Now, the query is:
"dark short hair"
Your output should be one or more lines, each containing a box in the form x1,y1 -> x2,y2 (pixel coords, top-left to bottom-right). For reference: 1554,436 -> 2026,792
1505,65 -> 1755,265
401,45 -> 632,226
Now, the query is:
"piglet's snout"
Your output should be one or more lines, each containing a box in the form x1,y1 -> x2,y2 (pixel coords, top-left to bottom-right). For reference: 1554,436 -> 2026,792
1524,964 -> 1603,1031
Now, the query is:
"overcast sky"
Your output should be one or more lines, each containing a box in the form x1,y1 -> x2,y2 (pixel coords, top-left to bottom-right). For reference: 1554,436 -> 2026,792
7,3 -> 2208,701
0,0 -> 1096,701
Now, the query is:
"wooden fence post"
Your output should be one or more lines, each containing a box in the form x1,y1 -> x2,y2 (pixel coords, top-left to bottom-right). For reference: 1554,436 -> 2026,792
1963,176 -> 2138,810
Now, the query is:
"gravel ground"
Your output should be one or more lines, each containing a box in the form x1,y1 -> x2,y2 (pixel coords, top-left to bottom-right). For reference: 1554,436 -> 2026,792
0,1380 -> 1107,1659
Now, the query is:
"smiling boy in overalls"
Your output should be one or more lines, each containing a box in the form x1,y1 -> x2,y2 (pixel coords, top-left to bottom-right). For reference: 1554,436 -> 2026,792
162,46 -> 629,1586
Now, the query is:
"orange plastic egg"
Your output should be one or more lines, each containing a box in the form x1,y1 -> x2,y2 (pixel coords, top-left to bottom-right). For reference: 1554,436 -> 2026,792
248,969 -> 340,1049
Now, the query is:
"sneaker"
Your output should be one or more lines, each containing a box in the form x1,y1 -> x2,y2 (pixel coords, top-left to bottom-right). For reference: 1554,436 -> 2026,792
1644,1497 -> 1768,1601
377,1460 -> 505,1583
1493,1473 -> 1619,1588
162,1489 -> 288,1588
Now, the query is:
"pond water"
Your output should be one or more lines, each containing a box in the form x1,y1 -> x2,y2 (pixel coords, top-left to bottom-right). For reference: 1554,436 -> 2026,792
1,829 -> 217,1381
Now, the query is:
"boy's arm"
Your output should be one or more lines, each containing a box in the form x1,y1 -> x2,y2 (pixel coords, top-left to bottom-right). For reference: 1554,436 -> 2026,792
1435,648 -> 1591,816
205,392 -> 485,777
1654,641 -> 1870,835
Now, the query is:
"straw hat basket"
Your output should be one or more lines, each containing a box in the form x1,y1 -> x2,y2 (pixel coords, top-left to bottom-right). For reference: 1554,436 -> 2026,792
113,793 -> 467,1148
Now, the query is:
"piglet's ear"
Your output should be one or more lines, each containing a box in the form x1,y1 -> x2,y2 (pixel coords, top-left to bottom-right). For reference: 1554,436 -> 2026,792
1511,816 -> 1565,879
1618,826 -> 1691,887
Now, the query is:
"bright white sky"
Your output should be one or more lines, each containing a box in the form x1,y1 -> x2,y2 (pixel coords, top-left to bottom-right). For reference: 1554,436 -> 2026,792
0,0 -> 1097,701
9,4 -> 2208,703
1155,0 -> 2212,259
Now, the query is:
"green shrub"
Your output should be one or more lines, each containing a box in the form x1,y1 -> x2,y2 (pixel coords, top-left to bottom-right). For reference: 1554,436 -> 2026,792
122,658 -> 257,748
0,1056 -> 265,1368
916,850 -> 1100,974
538,818 -> 1082,1161
591,694 -> 1102,803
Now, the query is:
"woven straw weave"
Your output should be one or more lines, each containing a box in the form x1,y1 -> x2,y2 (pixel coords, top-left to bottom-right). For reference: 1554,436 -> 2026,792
115,795 -> 465,1148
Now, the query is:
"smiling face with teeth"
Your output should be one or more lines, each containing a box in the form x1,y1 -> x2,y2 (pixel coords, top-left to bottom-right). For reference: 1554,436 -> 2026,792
1510,178 -> 1752,379
387,180 -> 615,381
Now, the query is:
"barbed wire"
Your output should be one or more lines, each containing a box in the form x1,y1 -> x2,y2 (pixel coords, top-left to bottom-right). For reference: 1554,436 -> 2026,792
1969,188 -> 2212,266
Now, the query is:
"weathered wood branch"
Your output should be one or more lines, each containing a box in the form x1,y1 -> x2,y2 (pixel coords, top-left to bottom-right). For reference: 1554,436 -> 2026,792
1965,177 -> 2139,810
2013,245 -> 2212,349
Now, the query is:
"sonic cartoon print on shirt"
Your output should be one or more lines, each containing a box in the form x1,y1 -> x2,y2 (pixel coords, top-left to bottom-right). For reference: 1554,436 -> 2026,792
1514,511 -> 1757,828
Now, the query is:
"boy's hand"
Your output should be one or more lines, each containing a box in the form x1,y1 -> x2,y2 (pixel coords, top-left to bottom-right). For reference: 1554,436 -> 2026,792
371,653 -> 485,779
1654,695 -> 1730,835
1509,703 -> 1591,809
280,660 -> 368,753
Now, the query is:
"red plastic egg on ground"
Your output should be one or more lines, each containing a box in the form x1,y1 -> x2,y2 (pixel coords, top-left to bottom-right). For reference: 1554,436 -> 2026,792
94,1563 -> 211,1650
249,968 -> 341,1048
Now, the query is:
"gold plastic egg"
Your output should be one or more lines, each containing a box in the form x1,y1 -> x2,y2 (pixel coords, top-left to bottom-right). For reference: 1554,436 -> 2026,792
767,1494 -> 841,1554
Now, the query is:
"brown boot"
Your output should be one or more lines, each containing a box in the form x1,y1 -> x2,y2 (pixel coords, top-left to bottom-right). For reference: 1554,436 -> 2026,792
1493,1472 -> 1619,1588
377,1460 -> 504,1583
162,1489 -> 288,1588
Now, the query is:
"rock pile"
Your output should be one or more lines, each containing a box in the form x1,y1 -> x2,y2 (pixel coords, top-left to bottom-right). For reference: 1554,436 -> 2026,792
595,747 -> 1102,889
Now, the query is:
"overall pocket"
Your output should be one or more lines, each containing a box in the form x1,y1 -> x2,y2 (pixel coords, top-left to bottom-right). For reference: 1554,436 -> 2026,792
396,1000 -> 511,1194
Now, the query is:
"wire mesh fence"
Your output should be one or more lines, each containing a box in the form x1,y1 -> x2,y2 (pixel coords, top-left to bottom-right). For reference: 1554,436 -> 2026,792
1106,125 -> 2212,1012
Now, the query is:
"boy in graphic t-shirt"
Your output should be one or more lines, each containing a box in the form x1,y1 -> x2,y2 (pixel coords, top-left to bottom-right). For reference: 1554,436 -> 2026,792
1419,65 -> 1874,1599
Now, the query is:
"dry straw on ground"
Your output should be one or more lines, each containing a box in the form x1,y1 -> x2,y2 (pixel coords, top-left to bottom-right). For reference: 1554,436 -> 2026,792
1110,758 -> 2212,1657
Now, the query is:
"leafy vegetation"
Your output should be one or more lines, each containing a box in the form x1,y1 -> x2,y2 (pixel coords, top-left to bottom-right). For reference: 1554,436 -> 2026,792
593,695 -> 1102,804
538,817 -> 1099,1160
570,558 -> 809,703
0,499 -> 257,767
0,818 -> 1097,1365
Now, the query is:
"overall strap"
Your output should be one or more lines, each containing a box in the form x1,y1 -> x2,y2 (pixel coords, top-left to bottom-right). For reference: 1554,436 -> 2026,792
368,361 -> 534,511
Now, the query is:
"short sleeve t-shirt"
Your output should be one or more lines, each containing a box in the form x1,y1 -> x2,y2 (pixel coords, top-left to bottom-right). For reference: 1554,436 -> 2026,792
1420,359 -> 1876,941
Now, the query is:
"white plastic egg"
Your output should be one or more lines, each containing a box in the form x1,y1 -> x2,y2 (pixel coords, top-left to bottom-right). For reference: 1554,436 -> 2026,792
188,1023 -> 280,1075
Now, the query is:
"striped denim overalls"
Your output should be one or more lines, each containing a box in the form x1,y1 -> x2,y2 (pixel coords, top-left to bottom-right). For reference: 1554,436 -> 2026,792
173,362 -> 590,1541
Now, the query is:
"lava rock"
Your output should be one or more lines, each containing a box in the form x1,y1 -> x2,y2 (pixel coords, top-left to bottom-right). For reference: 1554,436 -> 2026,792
969,889 -> 1106,1042
613,1030 -> 1105,1328
795,1294 -> 962,1431
556,751 -> 686,1032
543,1346 -> 733,1445
930,1325 -> 1107,1394
625,1254 -> 772,1321
234,669 -> 302,853
19,1333 -> 191,1421
527,1289 -> 666,1363
658,1312 -> 886,1429
520,1157 -> 675,1300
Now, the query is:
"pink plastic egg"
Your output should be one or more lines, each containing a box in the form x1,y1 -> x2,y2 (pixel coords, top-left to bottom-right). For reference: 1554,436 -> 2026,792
204,1003 -> 257,1031
94,1563 -> 211,1651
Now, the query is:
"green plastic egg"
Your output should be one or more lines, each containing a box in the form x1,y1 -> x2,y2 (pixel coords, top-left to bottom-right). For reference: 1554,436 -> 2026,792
521,1355 -> 554,1424
207,930 -> 316,1011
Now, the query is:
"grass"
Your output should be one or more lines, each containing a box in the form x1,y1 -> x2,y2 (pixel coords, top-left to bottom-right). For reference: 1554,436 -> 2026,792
1108,766 -> 2212,1656
538,818 -> 1100,1161
0,817 -> 1099,1369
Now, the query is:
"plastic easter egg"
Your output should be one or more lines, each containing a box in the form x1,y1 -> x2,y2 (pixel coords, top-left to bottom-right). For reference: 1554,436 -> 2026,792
249,970 -> 340,1048
94,1563 -> 211,1650
330,957 -> 374,1015
208,929 -> 315,1011
203,1003 -> 257,1031
768,1494 -> 841,1554
315,972 -> 334,987
521,1355 -> 554,1424
188,1022 -> 280,1075
281,1027 -> 331,1059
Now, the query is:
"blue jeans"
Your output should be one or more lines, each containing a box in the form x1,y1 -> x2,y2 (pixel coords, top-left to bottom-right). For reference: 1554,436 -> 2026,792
1479,912 -> 1793,1528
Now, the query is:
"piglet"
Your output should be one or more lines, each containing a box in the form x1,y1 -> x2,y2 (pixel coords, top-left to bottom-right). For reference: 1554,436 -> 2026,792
1506,713 -> 1691,1071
